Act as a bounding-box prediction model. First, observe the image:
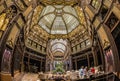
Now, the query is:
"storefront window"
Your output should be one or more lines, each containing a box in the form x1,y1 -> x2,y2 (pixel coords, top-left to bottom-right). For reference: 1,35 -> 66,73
81,42 -> 85,48
86,39 -> 91,46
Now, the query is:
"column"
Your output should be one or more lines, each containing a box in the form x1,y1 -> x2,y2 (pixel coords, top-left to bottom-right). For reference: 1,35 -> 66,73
87,54 -> 90,68
91,46 -> 98,66
75,59 -> 77,70
69,56 -> 72,70
21,47 -> 26,72
28,54 -> 30,72
40,59 -> 42,71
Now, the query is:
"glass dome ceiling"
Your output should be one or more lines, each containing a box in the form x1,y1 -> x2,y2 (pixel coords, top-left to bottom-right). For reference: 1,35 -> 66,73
38,5 -> 80,34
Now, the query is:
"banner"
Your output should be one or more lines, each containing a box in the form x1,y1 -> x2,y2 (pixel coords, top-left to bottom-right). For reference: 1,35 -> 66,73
105,49 -> 114,72
1,49 -> 12,73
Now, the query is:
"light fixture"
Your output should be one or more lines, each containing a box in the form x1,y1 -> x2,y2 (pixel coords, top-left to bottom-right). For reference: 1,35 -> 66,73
36,80 -> 40,81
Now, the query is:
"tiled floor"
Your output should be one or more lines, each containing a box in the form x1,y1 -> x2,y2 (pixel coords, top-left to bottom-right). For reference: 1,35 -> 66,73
14,73 -> 40,81
22,73 -> 39,81
13,72 -> 25,81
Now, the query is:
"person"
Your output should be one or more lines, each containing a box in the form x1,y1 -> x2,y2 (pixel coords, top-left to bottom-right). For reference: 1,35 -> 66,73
79,66 -> 84,79
2,49 -> 11,72
87,69 -> 91,78
106,49 -> 114,72
84,66 -> 88,78
91,67 -> 95,75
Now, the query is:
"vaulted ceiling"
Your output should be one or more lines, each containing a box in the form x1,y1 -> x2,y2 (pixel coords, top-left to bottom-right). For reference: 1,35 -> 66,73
38,5 -> 79,35
28,0 -> 90,40
0,0 -> 93,60
24,0 -> 91,59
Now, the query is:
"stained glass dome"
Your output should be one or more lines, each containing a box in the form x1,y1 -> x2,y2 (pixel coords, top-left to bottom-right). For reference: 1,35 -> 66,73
38,5 -> 80,34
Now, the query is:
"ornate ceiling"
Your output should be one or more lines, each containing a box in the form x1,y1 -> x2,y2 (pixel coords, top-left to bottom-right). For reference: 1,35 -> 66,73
19,0 -> 92,43
0,0 -> 92,60
40,0 -> 78,5
29,4 -> 88,39
38,5 -> 79,34
25,0 -> 91,59
17,0 -> 92,59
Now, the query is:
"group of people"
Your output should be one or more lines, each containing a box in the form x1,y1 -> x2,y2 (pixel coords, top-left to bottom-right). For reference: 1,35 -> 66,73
79,66 -> 95,79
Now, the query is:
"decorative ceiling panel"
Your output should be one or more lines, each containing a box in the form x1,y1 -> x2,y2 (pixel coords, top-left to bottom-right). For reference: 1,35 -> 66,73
40,5 -> 55,16
40,0 -> 77,5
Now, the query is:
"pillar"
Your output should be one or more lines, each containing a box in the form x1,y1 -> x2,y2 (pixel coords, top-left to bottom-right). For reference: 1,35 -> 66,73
91,46 -> 98,66
75,59 -> 77,70
40,59 -> 42,71
87,54 -> 90,68
28,54 -> 30,72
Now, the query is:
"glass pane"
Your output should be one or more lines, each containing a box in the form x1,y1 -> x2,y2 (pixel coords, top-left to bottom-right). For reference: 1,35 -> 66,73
63,14 -> 79,32
40,5 -> 55,17
51,16 -> 67,34
38,21 -> 50,33
42,14 -> 55,28
63,6 -> 78,17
